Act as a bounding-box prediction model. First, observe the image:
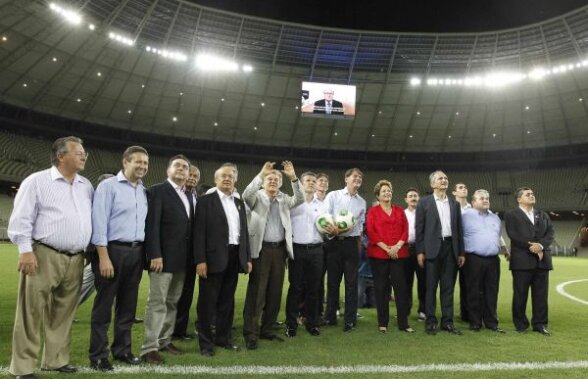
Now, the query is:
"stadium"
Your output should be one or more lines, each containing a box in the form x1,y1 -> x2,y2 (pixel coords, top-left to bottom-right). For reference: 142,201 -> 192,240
1,0 -> 588,377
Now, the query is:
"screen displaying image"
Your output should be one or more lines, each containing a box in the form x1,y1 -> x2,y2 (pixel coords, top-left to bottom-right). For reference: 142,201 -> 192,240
301,82 -> 356,119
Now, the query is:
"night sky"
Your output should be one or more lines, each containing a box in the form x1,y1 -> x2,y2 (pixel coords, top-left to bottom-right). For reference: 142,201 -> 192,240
191,0 -> 588,33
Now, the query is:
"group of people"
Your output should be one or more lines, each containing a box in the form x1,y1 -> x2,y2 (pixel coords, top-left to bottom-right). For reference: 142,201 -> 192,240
6,136 -> 554,379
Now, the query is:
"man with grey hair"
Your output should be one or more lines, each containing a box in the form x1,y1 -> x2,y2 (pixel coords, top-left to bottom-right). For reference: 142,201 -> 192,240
415,170 -> 465,335
242,161 -> 303,349
504,187 -> 554,336
194,164 -> 251,356
8,136 -> 93,377
462,190 -> 507,333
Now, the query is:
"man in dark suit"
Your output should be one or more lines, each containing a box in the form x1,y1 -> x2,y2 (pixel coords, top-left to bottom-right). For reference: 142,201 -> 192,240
140,155 -> 194,364
172,165 -> 200,340
194,164 -> 252,356
415,170 -> 465,335
504,187 -> 554,336
313,89 -> 344,115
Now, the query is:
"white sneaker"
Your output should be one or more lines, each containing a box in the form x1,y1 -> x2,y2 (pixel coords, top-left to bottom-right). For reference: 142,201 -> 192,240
418,312 -> 426,321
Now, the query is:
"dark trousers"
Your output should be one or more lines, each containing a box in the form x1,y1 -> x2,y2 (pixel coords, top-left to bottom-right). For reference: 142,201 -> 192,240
318,246 -> 328,315
403,244 -> 426,315
425,240 -> 458,328
243,243 -> 287,342
286,245 -> 324,329
370,258 -> 410,329
325,238 -> 359,325
458,268 -> 469,321
464,254 -> 500,329
173,262 -> 196,336
511,269 -> 549,331
89,243 -> 143,360
196,245 -> 240,352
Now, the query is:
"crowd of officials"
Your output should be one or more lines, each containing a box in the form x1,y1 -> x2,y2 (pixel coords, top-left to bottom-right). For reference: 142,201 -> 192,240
7,136 -> 554,378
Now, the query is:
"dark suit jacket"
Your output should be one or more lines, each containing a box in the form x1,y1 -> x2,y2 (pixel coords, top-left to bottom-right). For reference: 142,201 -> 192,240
144,181 -> 194,273
313,99 -> 344,114
193,190 -> 251,274
415,194 -> 464,260
504,207 -> 554,271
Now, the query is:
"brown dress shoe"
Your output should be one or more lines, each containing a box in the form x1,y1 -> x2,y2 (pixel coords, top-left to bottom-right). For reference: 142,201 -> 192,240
160,343 -> 183,355
141,350 -> 163,365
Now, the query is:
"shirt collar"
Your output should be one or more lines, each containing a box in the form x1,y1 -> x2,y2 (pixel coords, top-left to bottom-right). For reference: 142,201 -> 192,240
434,193 -> 448,202
167,178 -> 183,191
116,170 -> 143,186
216,187 -> 234,200
519,205 -> 534,215
342,187 -> 358,197
50,165 -> 83,183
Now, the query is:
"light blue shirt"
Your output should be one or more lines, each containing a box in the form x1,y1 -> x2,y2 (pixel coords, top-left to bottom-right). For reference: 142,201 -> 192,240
91,171 -> 148,246
462,208 -> 501,257
325,188 -> 366,237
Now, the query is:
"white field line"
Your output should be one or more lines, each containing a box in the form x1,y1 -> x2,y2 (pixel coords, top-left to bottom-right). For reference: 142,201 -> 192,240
556,279 -> 588,305
2,361 -> 588,375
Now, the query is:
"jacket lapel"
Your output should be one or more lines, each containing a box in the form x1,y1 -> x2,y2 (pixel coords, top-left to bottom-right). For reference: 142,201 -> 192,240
164,181 -> 189,220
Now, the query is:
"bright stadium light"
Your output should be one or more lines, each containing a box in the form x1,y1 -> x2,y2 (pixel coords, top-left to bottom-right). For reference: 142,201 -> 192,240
195,53 -> 239,72
242,64 -> 253,73
49,3 -> 82,25
410,77 -> 421,86
108,32 -> 134,46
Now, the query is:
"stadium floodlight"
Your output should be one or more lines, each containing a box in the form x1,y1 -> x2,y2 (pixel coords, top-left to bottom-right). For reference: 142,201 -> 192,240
242,64 -> 253,73
410,77 -> 421,86
108,32 -> 134,46
49,3 -> 82,25
483,72 -> 525,87
529,68 -> 549,80
195,53 -> 239,72
427,78 -> 438,86
88,24 -> 95,31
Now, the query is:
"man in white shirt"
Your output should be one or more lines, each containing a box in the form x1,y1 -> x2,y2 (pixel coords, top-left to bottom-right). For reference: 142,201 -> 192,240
285,171 -> 329,338
141,155 -> 194,364
403,187 -> 426,321
8,136 -> 93,377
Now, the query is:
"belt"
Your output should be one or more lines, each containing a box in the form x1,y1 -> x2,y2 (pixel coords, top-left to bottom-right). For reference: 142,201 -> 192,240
262,240 -> 286,248
335,236 -> 358,241
466,252 -> 498,258
109,240 -> 143,248
34,241 -> 83,256
228,244 -> 239,250
441,236 -> 452,241
293,242 -> 323,249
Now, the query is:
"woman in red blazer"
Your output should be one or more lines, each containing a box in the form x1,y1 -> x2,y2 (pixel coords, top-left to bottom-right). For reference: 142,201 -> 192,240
366,180 -> 414,333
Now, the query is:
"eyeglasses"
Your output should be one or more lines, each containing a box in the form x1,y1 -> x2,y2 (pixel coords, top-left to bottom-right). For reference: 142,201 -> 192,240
68,151 -> 89,158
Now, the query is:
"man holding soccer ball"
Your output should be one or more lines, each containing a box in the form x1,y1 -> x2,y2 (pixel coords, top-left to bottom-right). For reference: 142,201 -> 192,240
323,168 -> 366,332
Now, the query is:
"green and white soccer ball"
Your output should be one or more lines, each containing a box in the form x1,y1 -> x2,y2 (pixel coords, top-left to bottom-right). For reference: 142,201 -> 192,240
334,209 -> 355,230
315,213 -> 335,234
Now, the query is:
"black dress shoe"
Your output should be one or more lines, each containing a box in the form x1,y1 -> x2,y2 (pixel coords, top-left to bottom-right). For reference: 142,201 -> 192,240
45,364 -> 78,373
469,325 -> 481,332
488,327 -> 506,334
260,333 -> 285,342
533,326 -> 551,336
200,349 -> 215,357
307,327 -> 320,336
285,326 -> 297,337
172,333 -> 194,340
425,325 -> 437,335
343,323 -> 355,332
516,328 -> 527,334
15,374 -> 36,379
114,353 -> 141,365
216,343 -> 241,351
245,340 -> 258,350
90,358 -> 114,371
441,324 -> 463,335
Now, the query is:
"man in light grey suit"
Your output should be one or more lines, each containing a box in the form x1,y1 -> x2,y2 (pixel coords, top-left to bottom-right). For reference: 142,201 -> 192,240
242,161 -> 304,350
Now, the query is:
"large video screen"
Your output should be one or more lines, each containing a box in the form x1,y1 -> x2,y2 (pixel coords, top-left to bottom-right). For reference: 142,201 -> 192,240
301,82 -> 356,119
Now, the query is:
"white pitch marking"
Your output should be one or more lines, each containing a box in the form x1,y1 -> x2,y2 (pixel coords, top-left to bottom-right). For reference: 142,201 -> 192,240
3,361 -> 588,375
556,279 -> 588,305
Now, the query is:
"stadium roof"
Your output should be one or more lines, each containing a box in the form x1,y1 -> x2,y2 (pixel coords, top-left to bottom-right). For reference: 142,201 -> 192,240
1,0 -> 588,154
